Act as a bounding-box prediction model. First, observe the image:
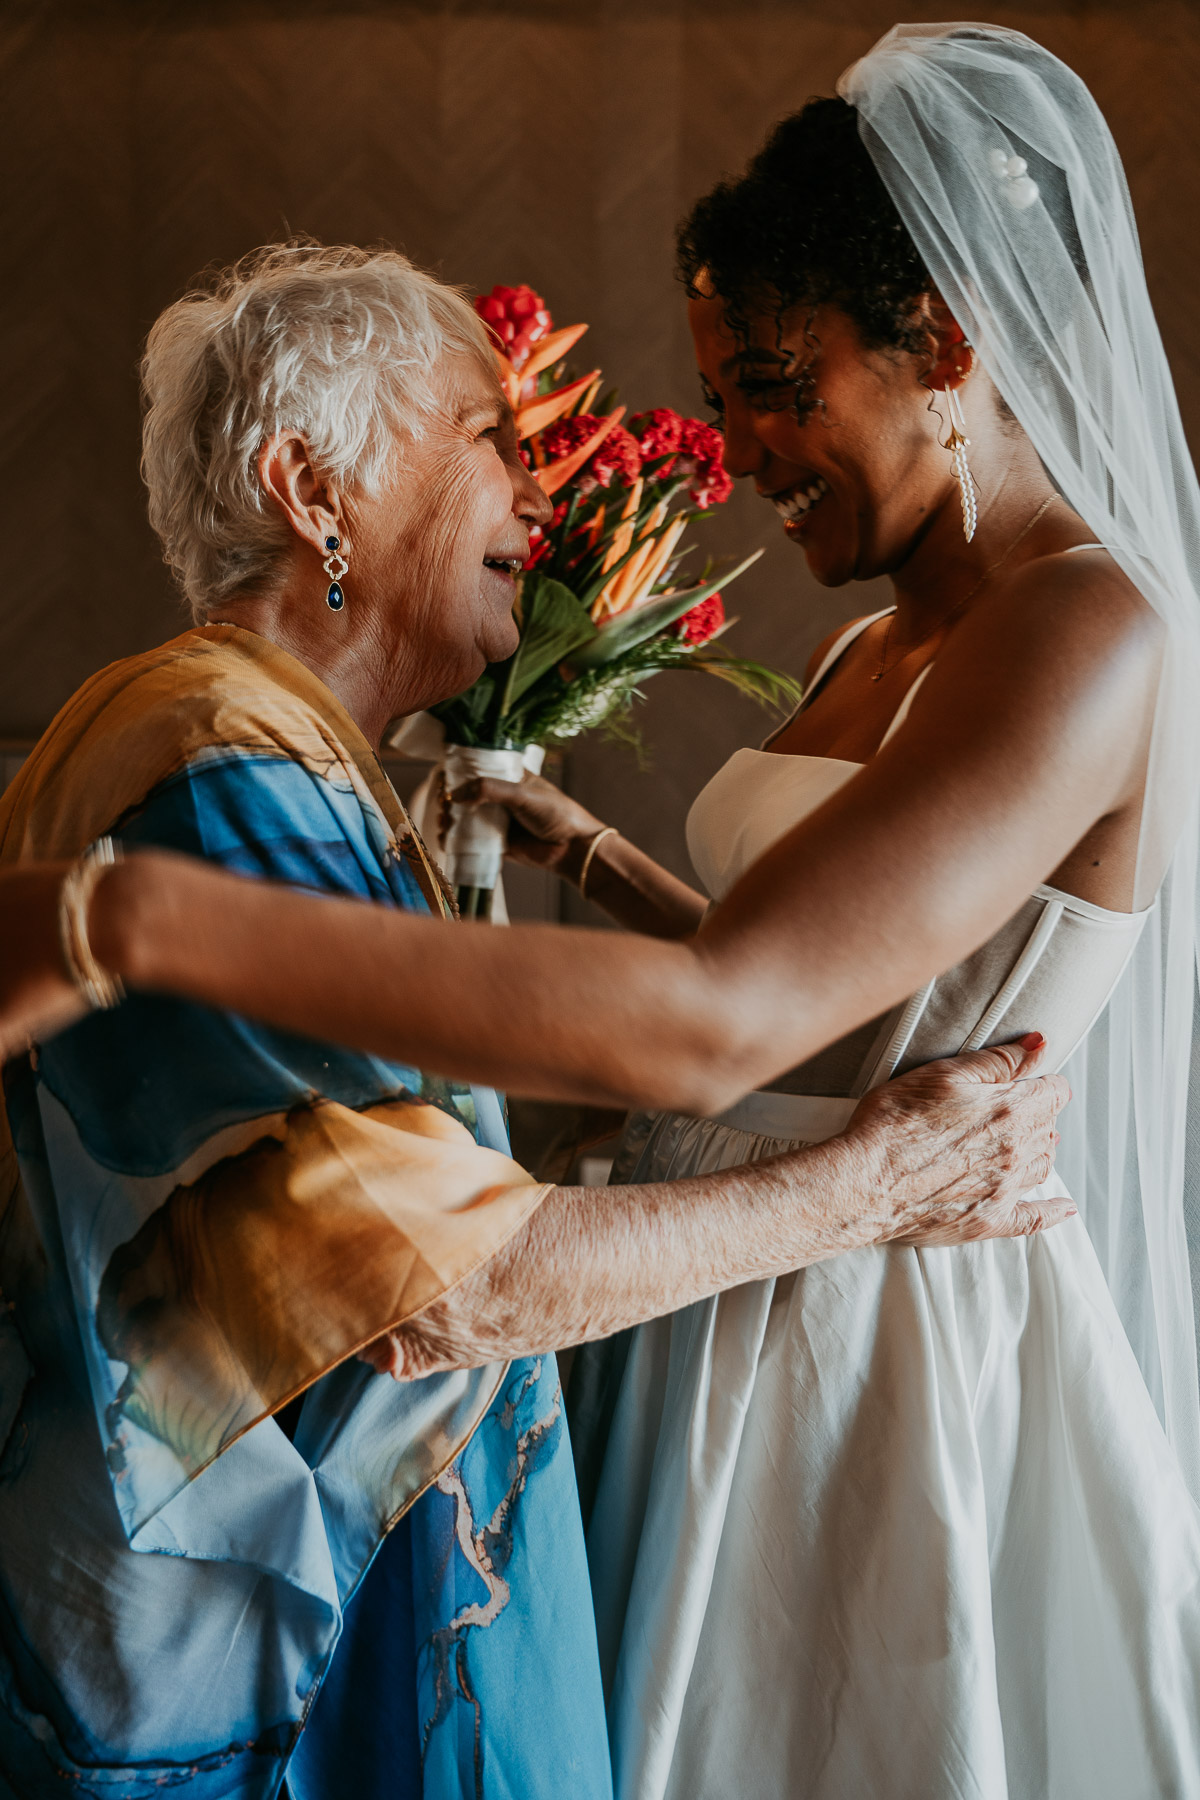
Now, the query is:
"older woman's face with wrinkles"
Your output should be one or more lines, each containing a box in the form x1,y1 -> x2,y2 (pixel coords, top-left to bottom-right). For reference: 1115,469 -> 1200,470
347,351 -> 552,706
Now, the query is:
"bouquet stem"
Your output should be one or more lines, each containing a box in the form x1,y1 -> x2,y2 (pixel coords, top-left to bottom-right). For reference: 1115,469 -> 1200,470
455,883 -> 496,922
437,743 -> 544,922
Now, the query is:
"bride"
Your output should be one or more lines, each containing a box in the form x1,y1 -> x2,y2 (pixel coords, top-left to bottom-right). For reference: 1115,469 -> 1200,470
3,23 -> 1200,1800
453,30 -> 1200,1797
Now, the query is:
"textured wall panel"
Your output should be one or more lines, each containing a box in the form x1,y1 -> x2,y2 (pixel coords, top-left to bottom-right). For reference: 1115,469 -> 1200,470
2,0 -> 1197,894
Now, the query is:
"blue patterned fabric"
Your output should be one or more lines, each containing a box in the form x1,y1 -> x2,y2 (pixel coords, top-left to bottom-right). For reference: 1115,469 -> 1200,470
0,628 -> 610,1800
294,1356 -> 604,1800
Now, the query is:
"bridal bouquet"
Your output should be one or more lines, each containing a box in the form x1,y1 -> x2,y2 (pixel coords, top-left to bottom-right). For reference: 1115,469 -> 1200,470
417,282 -> 802,914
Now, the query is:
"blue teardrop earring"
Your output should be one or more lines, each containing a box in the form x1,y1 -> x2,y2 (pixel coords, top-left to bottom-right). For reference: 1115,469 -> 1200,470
323,535 -> 348,611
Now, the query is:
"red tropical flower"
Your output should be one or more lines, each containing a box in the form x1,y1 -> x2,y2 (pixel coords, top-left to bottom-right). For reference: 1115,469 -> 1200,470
628,408 -> 685,464
687,460 -> 734,507
590,425 -> 641,489
674,416 -> 733,507
679,592 -> 725,644
540,415 -> 641,494
474,284 -> 553,371
678,417 -> 724,464
539,416 -> 602,461
524,501 -> 570,569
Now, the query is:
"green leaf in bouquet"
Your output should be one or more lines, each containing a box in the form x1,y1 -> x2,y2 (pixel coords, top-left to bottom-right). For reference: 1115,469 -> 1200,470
636,454 -> 682,485
687,644 -> 806,710
569,548 -> 764,670
577,535 -> 648,611
430,670 -> 498,746
498,573 -> 598,714
546,492 -> 585,582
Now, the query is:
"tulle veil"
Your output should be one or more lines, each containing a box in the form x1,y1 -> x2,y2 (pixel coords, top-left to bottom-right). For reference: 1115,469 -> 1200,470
839,23 -> 1200,1491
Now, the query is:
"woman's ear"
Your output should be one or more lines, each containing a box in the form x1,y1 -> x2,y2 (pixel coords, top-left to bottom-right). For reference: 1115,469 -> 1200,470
921,291 -> 974,393
257,431 -> 345,555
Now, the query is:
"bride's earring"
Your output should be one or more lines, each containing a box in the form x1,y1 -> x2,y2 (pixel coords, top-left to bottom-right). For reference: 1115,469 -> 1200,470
943,375 -> 977,543
323,535 -> 348,611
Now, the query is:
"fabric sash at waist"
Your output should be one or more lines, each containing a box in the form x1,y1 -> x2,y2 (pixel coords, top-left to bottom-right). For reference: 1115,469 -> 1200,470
708,1090 -> 859,1144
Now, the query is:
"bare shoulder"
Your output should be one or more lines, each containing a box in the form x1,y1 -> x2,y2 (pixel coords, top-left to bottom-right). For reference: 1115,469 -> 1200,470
900,544 -> 1167,815
951,544 -> 1164,693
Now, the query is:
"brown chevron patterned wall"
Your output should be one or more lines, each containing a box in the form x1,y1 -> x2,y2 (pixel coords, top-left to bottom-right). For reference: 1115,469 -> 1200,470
3,0 -> 1198,900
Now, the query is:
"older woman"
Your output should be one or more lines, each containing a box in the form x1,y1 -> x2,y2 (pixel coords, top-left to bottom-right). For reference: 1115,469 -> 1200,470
0,243 -> 1064,1799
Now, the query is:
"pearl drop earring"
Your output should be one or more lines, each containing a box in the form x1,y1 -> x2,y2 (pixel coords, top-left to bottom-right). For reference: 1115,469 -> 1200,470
943,381 -> 977,542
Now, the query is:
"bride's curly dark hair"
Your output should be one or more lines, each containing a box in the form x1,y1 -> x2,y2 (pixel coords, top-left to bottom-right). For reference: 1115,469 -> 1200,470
677,97 -> 933,357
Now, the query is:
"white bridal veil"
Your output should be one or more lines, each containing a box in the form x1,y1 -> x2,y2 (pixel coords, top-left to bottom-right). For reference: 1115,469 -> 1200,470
840,24 -> 1200,1490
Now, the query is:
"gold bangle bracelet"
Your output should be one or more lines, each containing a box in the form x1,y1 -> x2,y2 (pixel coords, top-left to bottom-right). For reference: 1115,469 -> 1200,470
58,838 -> 126,1011
578,825 -> 619,900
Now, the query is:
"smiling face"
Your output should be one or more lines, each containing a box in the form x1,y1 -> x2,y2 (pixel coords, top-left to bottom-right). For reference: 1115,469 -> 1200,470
689,292 -> 960,587
345,351 -> 552,708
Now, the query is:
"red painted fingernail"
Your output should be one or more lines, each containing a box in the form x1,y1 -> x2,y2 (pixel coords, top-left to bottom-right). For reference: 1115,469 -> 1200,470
1019,1032 -> 1044,1050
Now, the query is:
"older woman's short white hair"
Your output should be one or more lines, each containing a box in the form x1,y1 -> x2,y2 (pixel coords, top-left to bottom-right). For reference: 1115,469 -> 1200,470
141,241 -> 497,618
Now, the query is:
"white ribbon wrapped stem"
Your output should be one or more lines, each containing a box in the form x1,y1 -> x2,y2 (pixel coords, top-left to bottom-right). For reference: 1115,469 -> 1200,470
440,743 -> 545,891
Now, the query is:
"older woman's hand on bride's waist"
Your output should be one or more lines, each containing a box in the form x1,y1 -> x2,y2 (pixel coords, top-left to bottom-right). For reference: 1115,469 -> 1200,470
842,1033 -> 1073,1247
364,1034 -> 1070,1381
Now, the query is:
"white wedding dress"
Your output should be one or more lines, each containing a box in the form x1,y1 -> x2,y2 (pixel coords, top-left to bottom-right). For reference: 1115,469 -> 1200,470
583,611 -> 1200,1800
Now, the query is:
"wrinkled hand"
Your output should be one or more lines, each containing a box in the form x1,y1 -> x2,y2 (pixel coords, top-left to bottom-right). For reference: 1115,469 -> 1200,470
358,1032 -> 1075,1385
452,772 -> 606,880
843,1034 -> 1073,1246
0,863 -> 86,1063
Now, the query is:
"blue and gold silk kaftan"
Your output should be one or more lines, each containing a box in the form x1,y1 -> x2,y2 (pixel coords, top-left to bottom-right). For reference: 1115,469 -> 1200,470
0,625 -> 610,1800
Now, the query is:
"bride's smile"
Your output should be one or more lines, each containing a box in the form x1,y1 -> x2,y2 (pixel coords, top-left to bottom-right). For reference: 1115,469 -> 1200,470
767,475 -> 830,533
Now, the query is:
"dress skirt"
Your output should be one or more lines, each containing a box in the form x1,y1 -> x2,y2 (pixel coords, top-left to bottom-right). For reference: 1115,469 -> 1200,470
581,1093 -> 1200,1800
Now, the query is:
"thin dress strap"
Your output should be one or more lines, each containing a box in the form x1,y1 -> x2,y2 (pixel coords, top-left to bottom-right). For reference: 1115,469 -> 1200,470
805,607 -> 895,700
761,607 -> 894,748
878,663 -> 933,748
769,547 -> 1110,754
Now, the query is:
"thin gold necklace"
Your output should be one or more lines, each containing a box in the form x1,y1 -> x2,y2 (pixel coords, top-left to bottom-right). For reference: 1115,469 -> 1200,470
871,493 -> 1055,682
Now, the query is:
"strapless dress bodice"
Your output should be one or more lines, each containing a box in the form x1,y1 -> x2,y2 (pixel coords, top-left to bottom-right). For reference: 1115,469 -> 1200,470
686,747 -> 1147,1096
687,747 -> 860,904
